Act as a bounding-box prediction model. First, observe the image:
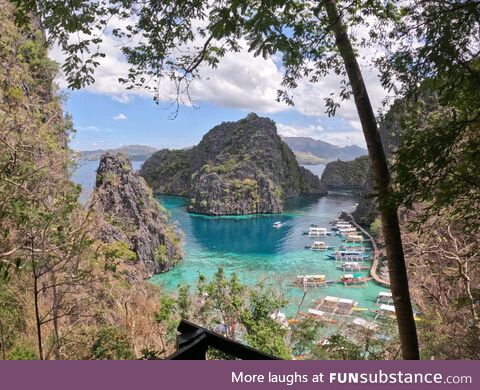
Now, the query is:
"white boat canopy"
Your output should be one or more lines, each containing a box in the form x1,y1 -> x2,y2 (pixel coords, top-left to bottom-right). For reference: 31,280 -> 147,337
379,304 -> 396,313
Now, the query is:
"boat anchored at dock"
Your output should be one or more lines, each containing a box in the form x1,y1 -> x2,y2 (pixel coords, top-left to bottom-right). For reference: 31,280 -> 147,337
306,241 -> 331,250
338,273 -> 372,287
336,262 -> 370,272
296,275 -> 335,289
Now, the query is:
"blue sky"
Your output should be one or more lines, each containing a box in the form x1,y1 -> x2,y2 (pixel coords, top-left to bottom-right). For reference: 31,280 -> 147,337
52,30 -> 387,152
67,91 -> 367,151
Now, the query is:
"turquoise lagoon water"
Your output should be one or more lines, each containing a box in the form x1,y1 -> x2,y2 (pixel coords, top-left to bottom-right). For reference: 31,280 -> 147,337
71,161 -> 388,318
150,194 -> 389,318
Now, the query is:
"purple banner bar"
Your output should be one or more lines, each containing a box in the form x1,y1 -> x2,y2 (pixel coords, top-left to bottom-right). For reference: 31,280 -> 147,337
0,360 -> 478,389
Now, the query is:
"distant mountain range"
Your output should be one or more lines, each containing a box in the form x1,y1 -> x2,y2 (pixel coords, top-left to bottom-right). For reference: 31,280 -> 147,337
77,145 -> 158,161
282,136 -> 367,164
77,136 -> 366,165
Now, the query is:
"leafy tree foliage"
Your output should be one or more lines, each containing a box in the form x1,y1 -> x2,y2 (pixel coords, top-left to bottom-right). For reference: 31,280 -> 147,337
377,1 -> 480,233
12,0 -> 392,111
9,0 -> 422,358
0,282 -> 25,359
91,326 -> 135,360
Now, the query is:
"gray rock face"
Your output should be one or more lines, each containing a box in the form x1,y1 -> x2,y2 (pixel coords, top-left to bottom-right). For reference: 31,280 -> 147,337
140,113 -> 327,215
321,156 -> 370,189
94,153 -> 183,279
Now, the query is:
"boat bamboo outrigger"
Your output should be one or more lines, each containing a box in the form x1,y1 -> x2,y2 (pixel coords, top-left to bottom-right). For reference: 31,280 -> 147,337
326,251 -> 370,261
339,273 -> 372,287
372,304 -> 396,320
306,309 -> 337,323
273,221 -> 283,228
308,227 -> 327,236
336,262 -> 369,271
351,317 -> 379,332
376,291 -> 393,305
296,275 -> 335,289
340,244 -> 368,252
333,223 -> 353,231
308,241 -> 330,250
337,227 -> 358,236
345,234 -> 364,243
315,296 -> 358,316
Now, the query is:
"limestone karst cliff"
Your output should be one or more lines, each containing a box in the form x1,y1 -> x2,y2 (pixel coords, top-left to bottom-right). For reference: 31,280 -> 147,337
140,113 -> 327,215
93,153 -> 183,279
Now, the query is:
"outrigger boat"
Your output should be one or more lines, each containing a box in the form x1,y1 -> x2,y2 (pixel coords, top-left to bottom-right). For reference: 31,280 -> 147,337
372,304 -> 396,320
345,234 -> 364,243
305,309 -> 337,323
332,222 -> 353,231
376,291 -> 393,305
350,317 -> 378,332
315,296 -> 358,316
308,227 -> 327,236
273,221 -> 283,228
338,273 -> 372,287
336,227 -> 358,236
326,251 -> 370,261
296,274 -> 335,289
306,241 -> 331,250
340,244 -> 369,252
336,262 -> 369,271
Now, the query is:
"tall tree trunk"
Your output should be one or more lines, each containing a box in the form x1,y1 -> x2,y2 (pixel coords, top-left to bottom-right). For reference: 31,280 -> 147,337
50,270 -> 61,359
324,0 -> 420,359
31,241 -> 44,360
0,319 -> 6,360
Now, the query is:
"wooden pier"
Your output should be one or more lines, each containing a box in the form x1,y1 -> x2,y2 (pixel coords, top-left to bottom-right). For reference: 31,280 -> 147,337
344,213 -> 390,287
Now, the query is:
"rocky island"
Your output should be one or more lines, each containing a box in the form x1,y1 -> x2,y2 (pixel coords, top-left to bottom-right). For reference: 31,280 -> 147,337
93,153 -> 183,280
321,156 -> 370,190
140,113 -> 327,215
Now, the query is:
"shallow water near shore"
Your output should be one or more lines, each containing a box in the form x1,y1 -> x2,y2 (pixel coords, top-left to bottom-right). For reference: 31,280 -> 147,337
150,194 -> 389,318
71,160 -> 389,318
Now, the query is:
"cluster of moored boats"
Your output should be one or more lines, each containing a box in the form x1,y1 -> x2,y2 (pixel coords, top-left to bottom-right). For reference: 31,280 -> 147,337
303,291 -> 397,323
297,219 -> 373,289
292,218 -> 398,333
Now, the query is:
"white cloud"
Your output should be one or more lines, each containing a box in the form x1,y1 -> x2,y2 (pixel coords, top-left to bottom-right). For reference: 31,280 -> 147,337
76,125 -> 113,133
277,122 -> 366,148
49,16 -> 390,129
112,94 -> 132,104
113,113 -> 128,121
277,123 -> 324,138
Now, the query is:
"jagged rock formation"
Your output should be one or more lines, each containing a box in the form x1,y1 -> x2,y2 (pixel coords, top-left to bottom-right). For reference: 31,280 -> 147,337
321,156 -> 370,189
140,113 -> 327,215
93,153 -> 183,279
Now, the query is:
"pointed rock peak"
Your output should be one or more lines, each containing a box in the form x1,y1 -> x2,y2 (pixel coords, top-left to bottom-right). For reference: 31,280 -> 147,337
95,152 -> 133,187
93,152 -> 183,280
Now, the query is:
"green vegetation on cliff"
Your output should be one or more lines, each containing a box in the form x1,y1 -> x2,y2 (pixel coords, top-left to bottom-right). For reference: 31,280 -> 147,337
321,156 -> 370,189
93,153 -> 183,278
140,113 -> 327,215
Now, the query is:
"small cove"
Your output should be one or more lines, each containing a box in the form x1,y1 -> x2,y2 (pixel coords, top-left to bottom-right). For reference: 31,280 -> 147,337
150,193 -> 389,318
71,161 -> 389,319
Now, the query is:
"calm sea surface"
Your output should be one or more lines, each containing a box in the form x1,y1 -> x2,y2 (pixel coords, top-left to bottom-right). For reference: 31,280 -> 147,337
72,162 -> 387,317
